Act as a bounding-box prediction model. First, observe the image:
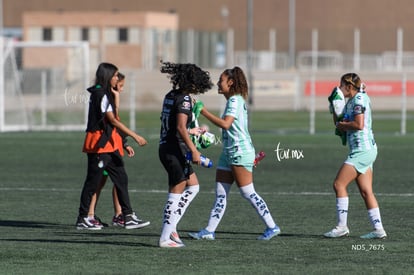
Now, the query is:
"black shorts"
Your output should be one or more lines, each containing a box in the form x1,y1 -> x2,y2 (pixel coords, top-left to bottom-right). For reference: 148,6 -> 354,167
159,143 -> 194,186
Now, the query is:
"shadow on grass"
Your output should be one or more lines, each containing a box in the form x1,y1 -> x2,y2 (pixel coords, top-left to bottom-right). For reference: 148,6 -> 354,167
0,238 -> 156,247
181,229 -> 324,240
0,220 -> 63,228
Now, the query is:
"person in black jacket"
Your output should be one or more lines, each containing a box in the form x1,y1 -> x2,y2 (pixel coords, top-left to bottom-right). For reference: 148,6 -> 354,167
76,62 -> 149,230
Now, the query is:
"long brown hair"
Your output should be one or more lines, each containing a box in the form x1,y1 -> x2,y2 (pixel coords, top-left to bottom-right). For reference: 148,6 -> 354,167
222,66 -> 248,100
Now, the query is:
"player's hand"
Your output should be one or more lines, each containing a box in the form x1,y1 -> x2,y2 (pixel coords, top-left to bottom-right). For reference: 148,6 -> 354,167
191,150 -> 201,165
125,146 -> 135,157
189,127 -> 206,135
134,134 -> 147,146
193,100 -> 204,119
111,87 -> 121,97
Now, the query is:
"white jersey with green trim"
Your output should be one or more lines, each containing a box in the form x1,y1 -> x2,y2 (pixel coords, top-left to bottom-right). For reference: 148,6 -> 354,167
344,92 -> 377,152
222,95 -> 254,154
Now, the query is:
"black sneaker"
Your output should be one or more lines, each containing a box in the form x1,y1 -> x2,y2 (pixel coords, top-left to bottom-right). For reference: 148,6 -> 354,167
124,212 -> 150,229
94,215 -> 109,227
112,214 -> 125,227
76,216 -> 103,230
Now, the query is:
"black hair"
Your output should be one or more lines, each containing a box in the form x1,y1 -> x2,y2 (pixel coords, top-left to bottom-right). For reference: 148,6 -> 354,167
94,62 -> 118,91
160,61 -> 213,94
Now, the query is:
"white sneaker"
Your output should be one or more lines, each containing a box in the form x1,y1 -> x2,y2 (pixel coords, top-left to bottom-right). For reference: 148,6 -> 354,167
324,226 -> 350,238
188,229 -> 215,240
360,229 -> 387,239
159,232 -> 185,248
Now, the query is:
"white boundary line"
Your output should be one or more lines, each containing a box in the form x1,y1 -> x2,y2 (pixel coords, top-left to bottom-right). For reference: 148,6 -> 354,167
0,187 -> 412,197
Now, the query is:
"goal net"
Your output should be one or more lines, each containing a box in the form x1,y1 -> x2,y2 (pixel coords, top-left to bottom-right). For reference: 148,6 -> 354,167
0,38 -> 90,132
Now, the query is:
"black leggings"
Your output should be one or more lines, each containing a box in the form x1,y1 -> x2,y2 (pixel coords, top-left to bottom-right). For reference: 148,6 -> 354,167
78,151 -> 133,217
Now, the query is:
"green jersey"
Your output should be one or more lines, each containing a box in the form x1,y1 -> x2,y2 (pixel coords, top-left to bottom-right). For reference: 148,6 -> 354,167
222,95 -> 254,155
344,92 -> 377,153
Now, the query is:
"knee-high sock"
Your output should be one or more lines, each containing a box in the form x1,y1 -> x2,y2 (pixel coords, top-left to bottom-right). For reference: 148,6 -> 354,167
174,185 -> 199,227
240,183 -> 276,229
205,182 -> 231,232
160,193 -> 181,241
336,197 -> 349,227
367,207 -> 384,231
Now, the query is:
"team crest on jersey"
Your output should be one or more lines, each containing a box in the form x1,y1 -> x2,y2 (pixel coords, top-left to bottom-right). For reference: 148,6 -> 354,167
184,95 -> 190,100
354,105 -> 363,113
182,101 -> 191,110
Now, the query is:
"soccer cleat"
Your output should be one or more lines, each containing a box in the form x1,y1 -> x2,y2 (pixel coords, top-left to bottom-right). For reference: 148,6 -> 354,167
323,226 -> 350,238
112,214 -> 125,227
170,231 -> 183,244
258,225 -> 281,240
124,212 -> 150,229
188,229 -> 215,240
159,232 -> 185,248
360,229 -> 387,239
76,216 -> 103,230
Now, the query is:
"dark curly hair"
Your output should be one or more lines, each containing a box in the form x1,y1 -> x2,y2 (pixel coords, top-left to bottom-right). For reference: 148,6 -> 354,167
160,61 -> 213,94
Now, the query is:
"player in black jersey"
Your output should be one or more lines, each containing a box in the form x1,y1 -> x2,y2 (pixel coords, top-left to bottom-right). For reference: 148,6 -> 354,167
158,61 -> 213,248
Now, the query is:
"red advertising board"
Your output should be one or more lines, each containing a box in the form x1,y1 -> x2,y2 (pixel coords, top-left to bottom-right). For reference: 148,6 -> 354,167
305,81 -> 414,96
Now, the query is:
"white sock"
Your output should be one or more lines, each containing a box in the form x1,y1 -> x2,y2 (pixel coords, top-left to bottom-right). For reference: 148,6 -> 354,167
336,197 -> 349,227
160,193 -> 181,241
367,207 -> 384,231
205,182 -> 231,232
174,185 -> 199,225
239,183 -> 276,229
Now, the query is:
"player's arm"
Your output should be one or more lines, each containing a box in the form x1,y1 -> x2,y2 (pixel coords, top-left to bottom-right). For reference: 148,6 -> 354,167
111,87 -> 120,118
337,113 -> 364,131
177,113 -> 201,164
200,107 -> 234,130
105,111 -> 147,146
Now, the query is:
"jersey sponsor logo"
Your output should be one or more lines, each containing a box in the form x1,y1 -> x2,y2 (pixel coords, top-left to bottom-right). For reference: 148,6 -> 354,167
182,101 -> 191,110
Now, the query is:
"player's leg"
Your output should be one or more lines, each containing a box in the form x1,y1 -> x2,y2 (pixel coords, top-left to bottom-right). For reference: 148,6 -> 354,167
173,172 -> 200,229
111,185 -> 124,226
233,164 -> 280,240
87,175 -> 108,227
76,153 -> 106,230
356,168 -> 387,239
106,152 -> 149,229
188,168 -> 233,240
159,148 -> 191,248
324,163 -> 356,238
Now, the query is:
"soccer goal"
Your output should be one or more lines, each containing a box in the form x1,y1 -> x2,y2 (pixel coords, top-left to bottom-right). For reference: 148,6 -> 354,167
0,38 -> 90,132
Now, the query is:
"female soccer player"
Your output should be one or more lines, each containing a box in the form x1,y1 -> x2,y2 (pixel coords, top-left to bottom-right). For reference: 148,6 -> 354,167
87,72 -> 134,227
324,73 -> 387,239
76,63 -> 149,230
188,66 -> 281,241
158,61 -> 213,248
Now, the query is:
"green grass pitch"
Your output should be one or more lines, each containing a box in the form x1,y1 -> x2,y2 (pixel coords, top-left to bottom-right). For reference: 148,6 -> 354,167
0,111 -> 413,274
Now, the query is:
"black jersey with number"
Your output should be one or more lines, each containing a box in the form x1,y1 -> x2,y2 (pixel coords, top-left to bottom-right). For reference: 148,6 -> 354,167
159,89 -> 193,145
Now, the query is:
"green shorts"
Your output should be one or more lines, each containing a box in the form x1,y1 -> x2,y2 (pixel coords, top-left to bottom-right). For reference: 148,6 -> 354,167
217,150 -> 255,172
345,148 -> 377,174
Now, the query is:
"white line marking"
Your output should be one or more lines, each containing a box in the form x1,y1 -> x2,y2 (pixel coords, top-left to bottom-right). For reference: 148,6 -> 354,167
0,187 -> 412,197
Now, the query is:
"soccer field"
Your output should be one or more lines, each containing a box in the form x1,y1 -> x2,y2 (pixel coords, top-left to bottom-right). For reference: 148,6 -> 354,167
0,111 -> 413,274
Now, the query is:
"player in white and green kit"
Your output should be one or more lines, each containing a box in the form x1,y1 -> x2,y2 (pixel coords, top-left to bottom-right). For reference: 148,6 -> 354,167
219,94 -> 255,171
189,67 -> 281,241
324,73 -> 387,239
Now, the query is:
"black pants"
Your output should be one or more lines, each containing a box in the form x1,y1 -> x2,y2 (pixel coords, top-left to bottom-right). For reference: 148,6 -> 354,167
78,151 -> 133,217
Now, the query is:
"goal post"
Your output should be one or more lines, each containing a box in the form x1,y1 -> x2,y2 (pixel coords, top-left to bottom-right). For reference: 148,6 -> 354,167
0,38 -> 90,132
